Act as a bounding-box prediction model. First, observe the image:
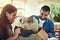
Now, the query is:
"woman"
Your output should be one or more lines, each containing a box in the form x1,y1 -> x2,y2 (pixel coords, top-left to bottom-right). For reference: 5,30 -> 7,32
0,4 -> 21,40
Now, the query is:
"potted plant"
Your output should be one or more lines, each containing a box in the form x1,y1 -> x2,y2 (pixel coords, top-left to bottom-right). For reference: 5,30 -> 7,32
54,14 -> 60,22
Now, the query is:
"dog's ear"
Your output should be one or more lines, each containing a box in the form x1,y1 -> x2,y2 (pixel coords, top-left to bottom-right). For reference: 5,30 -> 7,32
19,18 -> 22,22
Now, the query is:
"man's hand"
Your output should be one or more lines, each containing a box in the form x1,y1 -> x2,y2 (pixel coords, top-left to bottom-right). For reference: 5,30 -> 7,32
27,18 -> 33,23
41,27 -> 45,31
39,27 -> 45,31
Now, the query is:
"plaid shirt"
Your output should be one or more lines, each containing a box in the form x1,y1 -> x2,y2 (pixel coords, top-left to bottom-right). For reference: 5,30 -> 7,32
0,24 -> 12,40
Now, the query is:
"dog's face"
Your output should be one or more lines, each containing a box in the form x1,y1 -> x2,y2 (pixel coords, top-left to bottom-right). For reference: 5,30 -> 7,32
19,17 -> 39,32
19,17 -> 33,30
20,17 -> 33,23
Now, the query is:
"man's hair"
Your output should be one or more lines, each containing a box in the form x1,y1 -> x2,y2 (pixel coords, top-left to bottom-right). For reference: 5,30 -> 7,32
41,5 -> 50,12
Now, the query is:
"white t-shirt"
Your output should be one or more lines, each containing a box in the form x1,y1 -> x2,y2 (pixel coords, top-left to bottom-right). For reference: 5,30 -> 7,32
39,18 -> 45,27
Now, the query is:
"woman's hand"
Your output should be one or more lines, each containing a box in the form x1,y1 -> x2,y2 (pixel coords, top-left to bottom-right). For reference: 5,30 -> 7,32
15,28 -> 21,34
14,28 -> 21,39
7,28 -> 21,40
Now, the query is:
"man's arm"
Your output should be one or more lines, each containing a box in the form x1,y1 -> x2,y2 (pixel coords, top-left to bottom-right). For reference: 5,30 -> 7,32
48,21 -> 55,38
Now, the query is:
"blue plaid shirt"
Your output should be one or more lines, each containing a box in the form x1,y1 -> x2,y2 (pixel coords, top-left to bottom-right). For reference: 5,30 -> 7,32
0,24 -> 12,40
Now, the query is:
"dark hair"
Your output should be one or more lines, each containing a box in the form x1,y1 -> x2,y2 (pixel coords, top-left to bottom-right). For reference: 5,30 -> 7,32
41,5 -> 50,12
0,4 -> 17,38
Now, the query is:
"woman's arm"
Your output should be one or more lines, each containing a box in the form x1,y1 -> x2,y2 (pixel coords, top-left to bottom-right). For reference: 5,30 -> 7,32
7,34 -> 18,40
0,28 -> 21,40
7,28 -> 21,40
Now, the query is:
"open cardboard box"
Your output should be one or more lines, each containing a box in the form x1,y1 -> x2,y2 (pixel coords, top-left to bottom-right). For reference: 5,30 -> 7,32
36,29 -> 48,40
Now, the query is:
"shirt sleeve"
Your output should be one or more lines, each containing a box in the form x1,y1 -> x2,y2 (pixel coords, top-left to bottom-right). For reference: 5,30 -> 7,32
48,21 -> 55,38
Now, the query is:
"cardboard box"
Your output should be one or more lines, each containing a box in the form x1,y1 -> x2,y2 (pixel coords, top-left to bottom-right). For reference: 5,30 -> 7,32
37,29 -> 48,40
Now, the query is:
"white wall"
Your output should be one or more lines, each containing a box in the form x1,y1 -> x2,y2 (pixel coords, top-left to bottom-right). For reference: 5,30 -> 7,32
24,0 -> 45,17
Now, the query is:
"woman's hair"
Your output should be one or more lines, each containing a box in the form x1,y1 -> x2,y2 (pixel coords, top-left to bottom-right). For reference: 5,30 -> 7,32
0,4 -> 17,38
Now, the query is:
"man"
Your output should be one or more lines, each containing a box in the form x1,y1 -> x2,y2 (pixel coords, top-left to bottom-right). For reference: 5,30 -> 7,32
29,5 -> 55,38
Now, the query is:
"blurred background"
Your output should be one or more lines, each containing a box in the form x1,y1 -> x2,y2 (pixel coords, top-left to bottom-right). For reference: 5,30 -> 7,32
0,0 -> 60,22
0,0 -> 60,39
